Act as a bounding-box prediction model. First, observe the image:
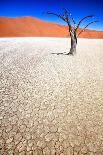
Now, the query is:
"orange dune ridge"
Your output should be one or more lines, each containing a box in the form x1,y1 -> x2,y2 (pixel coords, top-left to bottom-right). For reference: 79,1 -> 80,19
0,16 -> 103,38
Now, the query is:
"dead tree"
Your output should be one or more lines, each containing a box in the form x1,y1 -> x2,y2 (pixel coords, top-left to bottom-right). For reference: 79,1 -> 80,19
47,9 -> 99,55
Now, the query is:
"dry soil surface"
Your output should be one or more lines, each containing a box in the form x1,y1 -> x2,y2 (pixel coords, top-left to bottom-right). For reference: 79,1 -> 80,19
0,37 -> 103,155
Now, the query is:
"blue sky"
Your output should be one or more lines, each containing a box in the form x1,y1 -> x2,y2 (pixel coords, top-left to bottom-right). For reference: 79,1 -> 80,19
0,0 -> 103,30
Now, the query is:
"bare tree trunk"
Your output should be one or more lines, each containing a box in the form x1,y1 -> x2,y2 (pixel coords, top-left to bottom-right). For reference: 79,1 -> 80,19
68,31 -> 77,55
47,10 -> 98,55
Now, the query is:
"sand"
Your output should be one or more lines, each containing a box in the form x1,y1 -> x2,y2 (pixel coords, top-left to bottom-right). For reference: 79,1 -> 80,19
0,16 -> 103,38
0,37 -> 103,154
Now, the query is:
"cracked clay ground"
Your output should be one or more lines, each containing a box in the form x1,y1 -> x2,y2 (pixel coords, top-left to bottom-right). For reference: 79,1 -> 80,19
0,37 -> 103,155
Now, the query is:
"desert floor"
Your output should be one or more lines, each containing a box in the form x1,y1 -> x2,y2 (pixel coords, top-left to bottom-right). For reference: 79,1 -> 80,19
0,37 -> 103,155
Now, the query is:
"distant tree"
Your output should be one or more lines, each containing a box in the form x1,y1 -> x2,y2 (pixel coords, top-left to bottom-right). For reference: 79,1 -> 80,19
47,9 -> 99,55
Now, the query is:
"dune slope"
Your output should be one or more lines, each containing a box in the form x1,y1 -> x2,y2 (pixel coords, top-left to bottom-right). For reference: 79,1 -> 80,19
0,16 -> 103,38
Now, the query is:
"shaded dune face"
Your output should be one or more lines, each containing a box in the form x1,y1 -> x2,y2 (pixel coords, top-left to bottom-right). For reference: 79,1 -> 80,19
0,16 -> 103,38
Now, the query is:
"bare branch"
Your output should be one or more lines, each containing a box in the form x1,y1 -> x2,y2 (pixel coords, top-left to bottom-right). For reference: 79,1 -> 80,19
76,15 -> 94,31
47,11 -> 72,28
62,8 -> 68,15
47,12 -> 66,22
77,20 -> 99,37
62,8 -> 71,27
63,8 -> 76,27
70,13 -> 76,27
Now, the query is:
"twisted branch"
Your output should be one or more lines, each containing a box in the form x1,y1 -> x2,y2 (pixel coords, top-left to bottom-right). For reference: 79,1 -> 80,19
77,20 -> 99,37
47,11 -> 72,31
47,12 -> 66,22
76,15 -> 94,31
63,8 -> 76,27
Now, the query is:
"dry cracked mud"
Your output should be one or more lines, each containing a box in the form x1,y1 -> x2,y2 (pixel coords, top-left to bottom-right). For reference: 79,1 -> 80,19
0,37 -> 103,155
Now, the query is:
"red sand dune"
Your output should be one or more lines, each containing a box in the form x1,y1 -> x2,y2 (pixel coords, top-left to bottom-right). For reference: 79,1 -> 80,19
0,16 -> 103,38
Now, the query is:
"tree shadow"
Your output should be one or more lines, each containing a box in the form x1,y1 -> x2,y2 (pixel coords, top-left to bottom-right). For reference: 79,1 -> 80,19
51,52 -> 73,56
